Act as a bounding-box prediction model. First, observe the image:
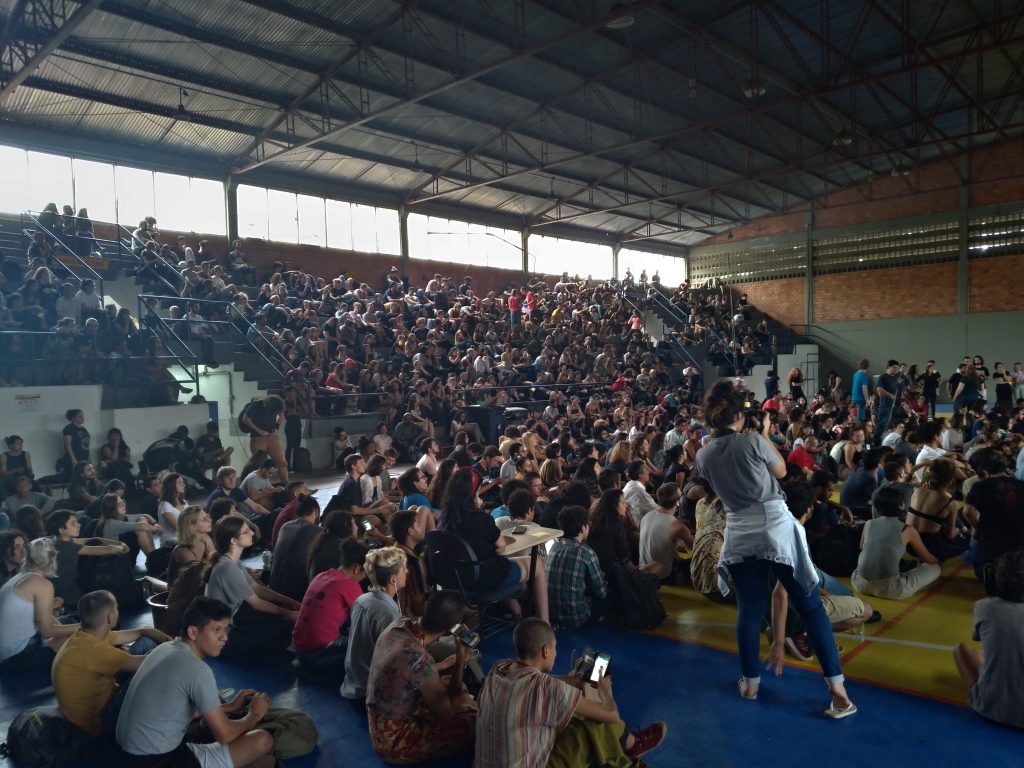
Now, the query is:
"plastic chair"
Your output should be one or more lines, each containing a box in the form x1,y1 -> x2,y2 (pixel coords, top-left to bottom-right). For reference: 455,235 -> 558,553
423,529 -> 522,640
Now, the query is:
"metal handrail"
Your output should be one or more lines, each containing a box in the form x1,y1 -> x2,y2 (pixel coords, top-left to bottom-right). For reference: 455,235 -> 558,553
22,212 -> 105,299
134,299 -> 202,387
621,291 -> 702,370
112,222 -> 185,297
225,303 -> 294,378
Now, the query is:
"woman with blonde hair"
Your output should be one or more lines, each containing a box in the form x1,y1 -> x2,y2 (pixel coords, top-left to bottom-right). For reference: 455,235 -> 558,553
606,439 -> 632,479
539,458 -> 562,490
0,537 -> 79,671
787,367 -> 805,401
169,506 -> 214,584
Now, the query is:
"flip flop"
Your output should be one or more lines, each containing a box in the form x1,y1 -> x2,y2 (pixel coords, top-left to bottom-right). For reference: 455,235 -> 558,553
737,679 -> 758,701
824,701 -> 858,719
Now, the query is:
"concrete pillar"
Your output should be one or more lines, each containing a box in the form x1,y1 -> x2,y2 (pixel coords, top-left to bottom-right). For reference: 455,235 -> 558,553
521,228 -> 530,275
225,176 -> 238,242
398,205 -> 410,280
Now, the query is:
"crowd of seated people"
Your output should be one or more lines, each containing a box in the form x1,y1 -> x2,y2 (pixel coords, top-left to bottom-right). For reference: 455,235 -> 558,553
4,239 -> 1024,762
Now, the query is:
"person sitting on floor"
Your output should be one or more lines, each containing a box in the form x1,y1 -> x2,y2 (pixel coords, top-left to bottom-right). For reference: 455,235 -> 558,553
269,480 -> 309,549
207,466 -> 272,537
852,487 -> 941,600
93,492 -> 162,556
335,454 -> 397,525
341,545 -> 407,702
766,484 -> 876,662
390,509 -> 430,617
52,589 -> 170,737
115,595 -> 276,768
239,458 -> 287,521
839,448 -> 882,520
268,495 -> 322,602
168,506 -> 214,586
366,590 -> 478,764
907,458 -> 970,562
955,549 -> 1024,730
203,516 -> 299,657
2,474 -> 55,519
621,460 -> 658,528
292,537 -> 368,680
475,617 -> 666,768
45,508 -> 131,608
0,537 -> 79,672
546,505 -> 609,629
639,483 -> 694,581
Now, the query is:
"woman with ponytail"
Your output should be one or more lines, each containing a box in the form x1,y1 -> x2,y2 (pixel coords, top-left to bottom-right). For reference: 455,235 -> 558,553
695,380 -> 856,718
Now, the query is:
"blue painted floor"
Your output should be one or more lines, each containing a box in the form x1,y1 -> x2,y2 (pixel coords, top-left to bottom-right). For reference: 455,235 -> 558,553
2,618 -> 1022,767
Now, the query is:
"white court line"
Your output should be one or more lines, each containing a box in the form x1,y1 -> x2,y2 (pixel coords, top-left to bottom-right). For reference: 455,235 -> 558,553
664,618 -> 956,652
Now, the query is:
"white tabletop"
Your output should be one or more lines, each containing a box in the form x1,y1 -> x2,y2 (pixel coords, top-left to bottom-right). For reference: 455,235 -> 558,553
500,525 -> 562,556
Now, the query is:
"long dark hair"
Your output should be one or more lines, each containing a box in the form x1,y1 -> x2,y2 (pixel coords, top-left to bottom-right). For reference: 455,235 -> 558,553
307,509 -> 354,577
440,469 -> 479,529
703,380 -> 745,430
201,516 -> 247,587
160,473 -> 184,507
590,489 -> 625,541
427,458 -> 457,508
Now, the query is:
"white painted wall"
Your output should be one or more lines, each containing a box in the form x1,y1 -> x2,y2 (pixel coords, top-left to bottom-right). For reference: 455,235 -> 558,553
0,385 -> 210,474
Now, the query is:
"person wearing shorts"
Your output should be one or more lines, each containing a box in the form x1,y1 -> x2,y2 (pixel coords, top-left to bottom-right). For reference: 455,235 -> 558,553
115,596 -> 275,768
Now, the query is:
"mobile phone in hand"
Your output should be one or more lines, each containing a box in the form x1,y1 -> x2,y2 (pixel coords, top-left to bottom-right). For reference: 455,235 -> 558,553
450,623 -> 481,649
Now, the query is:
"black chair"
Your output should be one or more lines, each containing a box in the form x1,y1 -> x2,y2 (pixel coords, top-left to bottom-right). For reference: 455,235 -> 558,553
423,528 -> 522,640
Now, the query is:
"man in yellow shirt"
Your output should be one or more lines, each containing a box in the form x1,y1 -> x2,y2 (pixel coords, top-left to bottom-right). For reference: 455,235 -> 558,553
52,590 -> 170,736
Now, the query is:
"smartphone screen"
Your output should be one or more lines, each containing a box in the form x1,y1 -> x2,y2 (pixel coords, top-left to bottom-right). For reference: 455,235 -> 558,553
590,653 -> 611,682
576,648 -> 595,680
361,520 -> 373,532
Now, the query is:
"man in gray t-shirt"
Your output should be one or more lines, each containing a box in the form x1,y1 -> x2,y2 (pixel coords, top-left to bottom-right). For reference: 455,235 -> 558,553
206,557 -> 255,618
116,596 -> 274,767
341,590 -> 401,700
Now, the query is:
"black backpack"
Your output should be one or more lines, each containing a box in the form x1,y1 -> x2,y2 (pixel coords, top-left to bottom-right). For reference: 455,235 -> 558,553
1,706 -> 89,768
810,525 -> 862,578
607,560 -> 667,630
238,401 -> 257,434
78,553 -> 145,613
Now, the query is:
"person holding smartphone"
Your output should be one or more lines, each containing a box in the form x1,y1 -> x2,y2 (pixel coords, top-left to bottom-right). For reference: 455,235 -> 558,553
475,618 -> 665,767
365,590 -> 477,764
695,380 -> 857,718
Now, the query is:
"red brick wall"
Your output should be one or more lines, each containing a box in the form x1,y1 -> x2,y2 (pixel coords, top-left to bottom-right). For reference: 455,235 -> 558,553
970,254 -> 1024,312
813,262 -> 959,322
730,277 -> 807,328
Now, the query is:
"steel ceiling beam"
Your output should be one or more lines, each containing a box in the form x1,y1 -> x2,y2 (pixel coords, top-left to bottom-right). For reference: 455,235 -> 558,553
38,42 -> 743,230
237,0 -> 803,206
231,3 -> 408,176
74,0 -> 759,222
0,0 -> 104,105
230,0 -> 662,174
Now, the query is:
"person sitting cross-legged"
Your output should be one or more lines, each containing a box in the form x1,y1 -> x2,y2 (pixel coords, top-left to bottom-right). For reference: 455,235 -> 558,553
203,516 -> 299,657
52,590 -> 170,738
639,483 -> 694,582
341,545 -> 407,702
546,505 -> 609,629
365,590 -> 478,764
115,595 -> 276,768
475,617 -> 666,768
292,537 -> 369,682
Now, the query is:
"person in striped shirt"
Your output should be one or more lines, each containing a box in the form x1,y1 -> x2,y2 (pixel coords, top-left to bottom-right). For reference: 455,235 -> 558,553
475,618 -> 666,767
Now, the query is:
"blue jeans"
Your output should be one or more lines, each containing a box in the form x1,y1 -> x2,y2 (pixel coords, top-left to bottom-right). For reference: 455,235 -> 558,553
727,560 -> 844,684
854,401 -> 868,424
817,568 -> 853,597
874,402 -> 895,444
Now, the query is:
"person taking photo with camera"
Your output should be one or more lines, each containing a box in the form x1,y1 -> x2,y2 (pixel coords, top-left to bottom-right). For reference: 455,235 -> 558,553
695,381 -> 857,718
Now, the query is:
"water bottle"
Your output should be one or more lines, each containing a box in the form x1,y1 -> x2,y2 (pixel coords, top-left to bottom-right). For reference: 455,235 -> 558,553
261,551 -> 272,582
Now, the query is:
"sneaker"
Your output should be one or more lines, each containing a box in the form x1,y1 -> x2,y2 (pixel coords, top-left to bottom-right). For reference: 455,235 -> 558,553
626,722 -> 667,760
785,633 -> 814,661
866,610 -> 882,624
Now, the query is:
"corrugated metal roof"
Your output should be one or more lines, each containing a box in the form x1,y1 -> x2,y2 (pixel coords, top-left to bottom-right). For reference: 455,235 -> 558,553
0,0 -> 1019,250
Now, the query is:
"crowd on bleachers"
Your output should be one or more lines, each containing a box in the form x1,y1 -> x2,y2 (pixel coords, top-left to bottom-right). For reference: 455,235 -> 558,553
2,210 -> 1024,764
